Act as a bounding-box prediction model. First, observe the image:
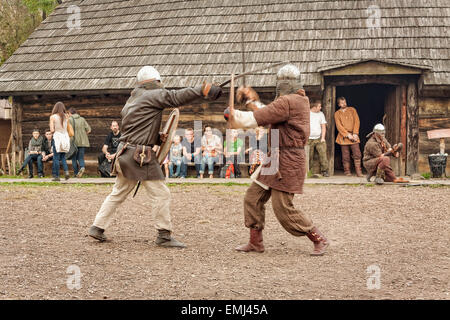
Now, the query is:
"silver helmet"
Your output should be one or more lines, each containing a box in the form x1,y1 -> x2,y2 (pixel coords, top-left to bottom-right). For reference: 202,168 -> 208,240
276,64 -> 303,97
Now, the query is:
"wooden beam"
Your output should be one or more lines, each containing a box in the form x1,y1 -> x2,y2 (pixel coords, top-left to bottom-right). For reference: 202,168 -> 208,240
322,85 -> 335,176
325,74 -> 418,87
406,82 -> 419,175
400,85 -> 407,176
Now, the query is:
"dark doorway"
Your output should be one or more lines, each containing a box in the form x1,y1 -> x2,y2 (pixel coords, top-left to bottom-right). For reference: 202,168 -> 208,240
334,84 -> 396,173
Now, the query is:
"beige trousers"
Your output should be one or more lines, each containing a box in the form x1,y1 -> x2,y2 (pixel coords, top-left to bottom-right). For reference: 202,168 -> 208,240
93,162 -> 172,232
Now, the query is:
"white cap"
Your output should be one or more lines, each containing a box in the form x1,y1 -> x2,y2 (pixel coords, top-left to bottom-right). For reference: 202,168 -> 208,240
373,123 -> 385,133
137,66 -> 161,83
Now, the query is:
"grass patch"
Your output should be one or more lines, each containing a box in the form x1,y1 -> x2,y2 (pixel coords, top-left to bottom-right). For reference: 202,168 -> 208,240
421,172 -> 431,179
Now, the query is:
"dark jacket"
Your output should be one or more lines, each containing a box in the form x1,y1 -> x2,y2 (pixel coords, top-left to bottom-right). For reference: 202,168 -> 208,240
41,138 -> 53,155
253,89 -> 310,194
117,83 -> 203,181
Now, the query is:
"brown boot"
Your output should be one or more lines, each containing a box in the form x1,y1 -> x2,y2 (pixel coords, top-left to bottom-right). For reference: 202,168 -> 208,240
235,228 -> 265,253
354,159 -> 364,177
343,161 -> 352,176
306,227 -> 329,256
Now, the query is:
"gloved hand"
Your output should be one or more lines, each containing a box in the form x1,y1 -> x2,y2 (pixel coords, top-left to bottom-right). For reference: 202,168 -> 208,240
236,86 -> 259,103
202,82 -> 222,100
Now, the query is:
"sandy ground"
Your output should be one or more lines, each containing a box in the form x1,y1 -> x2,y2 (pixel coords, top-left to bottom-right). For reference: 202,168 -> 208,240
0,183 -> 449,300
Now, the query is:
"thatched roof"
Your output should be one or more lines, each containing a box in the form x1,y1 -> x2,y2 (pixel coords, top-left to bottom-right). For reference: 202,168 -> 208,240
0,0 -> 449,94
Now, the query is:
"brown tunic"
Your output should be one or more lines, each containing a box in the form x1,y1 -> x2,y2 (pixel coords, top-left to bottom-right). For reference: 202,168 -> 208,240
334,107 -> 361,145
117,84 -> 203,181
253,89 -> 310,194
363,133 -> 392,174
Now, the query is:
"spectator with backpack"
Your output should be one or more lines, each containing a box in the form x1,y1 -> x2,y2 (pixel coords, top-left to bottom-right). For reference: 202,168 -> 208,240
68,107 -> 91,178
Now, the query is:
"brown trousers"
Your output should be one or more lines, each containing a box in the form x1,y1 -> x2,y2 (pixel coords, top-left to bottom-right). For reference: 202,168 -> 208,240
376,156 -> 396,182
243,182 -> 314,236
341,143 -> 361,164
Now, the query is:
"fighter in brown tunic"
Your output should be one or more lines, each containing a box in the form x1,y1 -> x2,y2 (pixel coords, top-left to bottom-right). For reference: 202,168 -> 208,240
226,64 -> 329,256
363,124 -> 408,184
88,66 -> 222,247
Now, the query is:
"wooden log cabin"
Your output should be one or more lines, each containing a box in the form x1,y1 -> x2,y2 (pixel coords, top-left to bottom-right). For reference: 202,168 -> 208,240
0,0 -> 449,176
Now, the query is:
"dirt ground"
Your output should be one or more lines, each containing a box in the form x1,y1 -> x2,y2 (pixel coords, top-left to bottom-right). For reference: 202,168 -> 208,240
0,182 -> 449,300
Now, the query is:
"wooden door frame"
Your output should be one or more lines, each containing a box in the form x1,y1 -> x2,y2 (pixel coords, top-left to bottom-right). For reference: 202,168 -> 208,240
323,75 -> 420,176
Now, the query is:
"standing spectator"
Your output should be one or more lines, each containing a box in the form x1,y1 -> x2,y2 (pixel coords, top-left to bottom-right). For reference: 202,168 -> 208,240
222,129 -> 243,178
68,107 -> 91,177
308,102 -> 329,177
50,102 -> 70,181
41,129 -> 54,165
180,128 -> 201,178
17,129 -> 44,178
98,121 -> 121,177
168,135 -> 183,178
334,96 -> 363,177
200,126 -> 222,179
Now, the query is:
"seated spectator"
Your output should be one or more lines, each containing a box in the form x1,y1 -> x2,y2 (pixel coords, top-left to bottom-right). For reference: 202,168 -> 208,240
169,135 -> 183,178
245,127 -> 268,175
222,129 -> 244,178
200,126 -> 222,179
98,121 -> 121,177
162,154 -> 169,179
17,129 -> 44,178
68,107 -> 91,178
41,129 -> 54,163
180,128 -> 201,178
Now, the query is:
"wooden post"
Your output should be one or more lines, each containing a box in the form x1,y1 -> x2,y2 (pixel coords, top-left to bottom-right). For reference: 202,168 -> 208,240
0,154 -> 5,174
6,153 -> 10,175
400,85 -> 407,176
322,85 -> 336,176
406,82 -> 419,175
427,129 -> 450,154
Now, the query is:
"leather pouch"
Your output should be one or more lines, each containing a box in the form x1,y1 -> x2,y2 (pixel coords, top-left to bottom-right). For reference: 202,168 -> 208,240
133,145 -> 152,167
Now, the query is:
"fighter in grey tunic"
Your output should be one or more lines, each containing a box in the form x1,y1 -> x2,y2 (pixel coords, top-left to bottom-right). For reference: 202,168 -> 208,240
89,66 -> 222,247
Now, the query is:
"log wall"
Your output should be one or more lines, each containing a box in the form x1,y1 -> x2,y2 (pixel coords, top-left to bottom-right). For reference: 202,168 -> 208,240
16,87 -> 450,176
418,96 -> 450,175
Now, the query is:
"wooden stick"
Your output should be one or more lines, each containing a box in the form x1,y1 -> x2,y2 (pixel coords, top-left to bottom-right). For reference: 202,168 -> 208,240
440,138 -> 445,154
228,73 -> 235,130
6,134 -> 12,154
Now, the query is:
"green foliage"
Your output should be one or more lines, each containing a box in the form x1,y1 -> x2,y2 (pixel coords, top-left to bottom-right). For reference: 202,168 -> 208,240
0,0 -> 60,66
421,172 -> 431,180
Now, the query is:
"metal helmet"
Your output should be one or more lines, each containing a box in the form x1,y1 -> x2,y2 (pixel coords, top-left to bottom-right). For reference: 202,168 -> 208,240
137,66 -> 161,84
276,64 -> 303,97
373,123 -> 386,134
